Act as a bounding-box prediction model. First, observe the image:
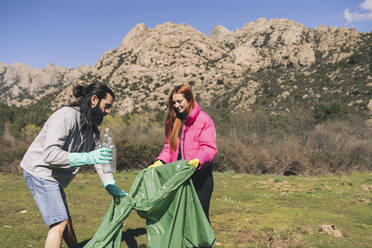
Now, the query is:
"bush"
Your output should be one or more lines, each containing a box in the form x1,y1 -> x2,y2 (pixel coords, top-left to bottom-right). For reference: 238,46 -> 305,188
313,101 -> 348,123
212,107 -> 371,175
214,137 -> 308,175
0,104 -> 50,138
214,139 -> 269,174
0,139 -> 28,174
1,103 -> 371,175
116,141 -> 163,170
305,120 -> 372,173
21,124 -> 41,142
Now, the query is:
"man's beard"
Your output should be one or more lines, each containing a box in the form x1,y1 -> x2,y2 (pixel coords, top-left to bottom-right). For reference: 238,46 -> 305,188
92,104 -> 106,126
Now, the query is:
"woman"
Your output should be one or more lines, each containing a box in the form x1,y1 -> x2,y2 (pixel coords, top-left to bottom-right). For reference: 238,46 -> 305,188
150,84 -> 217,221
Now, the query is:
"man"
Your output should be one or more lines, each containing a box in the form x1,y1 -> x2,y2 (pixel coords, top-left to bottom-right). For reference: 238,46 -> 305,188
21,82 -> 126,248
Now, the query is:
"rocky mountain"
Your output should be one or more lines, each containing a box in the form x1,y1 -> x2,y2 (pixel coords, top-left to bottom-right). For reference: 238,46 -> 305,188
1,18 -> 371,119
0,62 -> 90,106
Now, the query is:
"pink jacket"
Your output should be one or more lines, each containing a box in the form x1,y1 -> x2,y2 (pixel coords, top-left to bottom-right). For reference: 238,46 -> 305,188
157,102 -> 217,170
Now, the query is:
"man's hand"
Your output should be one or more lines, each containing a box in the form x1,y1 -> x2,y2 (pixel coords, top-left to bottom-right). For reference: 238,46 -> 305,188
69,148 -> 112,167
104,178 -> 128,197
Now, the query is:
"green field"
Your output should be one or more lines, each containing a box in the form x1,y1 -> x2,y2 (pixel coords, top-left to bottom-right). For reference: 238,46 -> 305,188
1,170 -> 371,248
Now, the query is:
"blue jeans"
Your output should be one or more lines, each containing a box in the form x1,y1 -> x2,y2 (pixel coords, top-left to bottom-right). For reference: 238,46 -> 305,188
24,171 -> 70,226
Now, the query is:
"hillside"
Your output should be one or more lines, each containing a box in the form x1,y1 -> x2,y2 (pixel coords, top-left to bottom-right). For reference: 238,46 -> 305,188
1,18 -> 371,120
0,62 -> 89,106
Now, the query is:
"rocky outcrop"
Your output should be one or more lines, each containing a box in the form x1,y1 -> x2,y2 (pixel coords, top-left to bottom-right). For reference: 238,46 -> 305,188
0,62 -> 90,106
51,19 -> 366,114
209,18 -> 361,70
1,18 -> 368,116
52,22 -> 245,113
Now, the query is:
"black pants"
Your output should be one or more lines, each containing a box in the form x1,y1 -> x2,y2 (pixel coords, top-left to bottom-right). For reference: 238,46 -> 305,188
191,166 -> 214,222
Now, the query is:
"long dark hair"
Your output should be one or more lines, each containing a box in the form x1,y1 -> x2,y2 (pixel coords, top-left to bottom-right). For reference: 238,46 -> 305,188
70,82 -> 115,137
165,85 -> 195,151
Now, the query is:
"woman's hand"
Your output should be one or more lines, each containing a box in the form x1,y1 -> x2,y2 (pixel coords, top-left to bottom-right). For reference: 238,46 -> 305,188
188,159 -> 200,168
147,160 -> 163,169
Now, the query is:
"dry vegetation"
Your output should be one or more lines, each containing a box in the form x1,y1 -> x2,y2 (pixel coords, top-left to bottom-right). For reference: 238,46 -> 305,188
1,102 -> 371,176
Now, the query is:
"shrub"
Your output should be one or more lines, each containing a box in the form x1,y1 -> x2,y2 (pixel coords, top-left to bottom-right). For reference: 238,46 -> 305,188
1,102 -> 371,175
214,139 -> 269,174
313,101 -> 348,123
116,141 -> 162,170
217,79 -> 224,85
21,124 -> 41,142
0,139 -> 28,174
305,120 -> 372,173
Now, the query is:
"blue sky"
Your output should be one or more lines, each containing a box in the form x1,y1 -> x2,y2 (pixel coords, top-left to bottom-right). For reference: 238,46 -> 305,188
1,0 -> 371,69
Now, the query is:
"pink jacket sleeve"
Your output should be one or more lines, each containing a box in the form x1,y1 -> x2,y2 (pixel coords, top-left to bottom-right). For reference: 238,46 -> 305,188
156,138 -> 173,164
195,117 -> 217,170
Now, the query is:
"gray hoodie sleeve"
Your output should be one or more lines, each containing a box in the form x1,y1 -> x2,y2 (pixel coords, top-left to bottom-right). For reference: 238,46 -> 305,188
41,108 -> 76,165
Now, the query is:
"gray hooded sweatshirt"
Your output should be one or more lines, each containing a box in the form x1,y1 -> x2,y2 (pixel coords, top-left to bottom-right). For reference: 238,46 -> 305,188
20,107 -> 112,188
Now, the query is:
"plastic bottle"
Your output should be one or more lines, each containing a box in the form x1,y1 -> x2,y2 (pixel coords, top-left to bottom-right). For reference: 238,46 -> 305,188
98,127 -> 117,173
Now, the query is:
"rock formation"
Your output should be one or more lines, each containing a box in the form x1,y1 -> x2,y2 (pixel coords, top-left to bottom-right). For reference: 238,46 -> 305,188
1,18 -> 370,117
0,62 -> 89,106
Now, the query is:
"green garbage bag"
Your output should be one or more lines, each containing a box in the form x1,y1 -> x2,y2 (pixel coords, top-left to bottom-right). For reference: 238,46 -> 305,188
84,160 -> 215,248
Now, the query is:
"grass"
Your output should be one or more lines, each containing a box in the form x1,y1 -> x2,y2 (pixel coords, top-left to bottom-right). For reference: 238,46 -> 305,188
0,170 -> 371,248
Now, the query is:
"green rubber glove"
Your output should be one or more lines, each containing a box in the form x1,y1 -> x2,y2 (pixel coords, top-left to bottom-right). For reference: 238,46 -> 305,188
69,148 -> 112,167
104,178 -> 128,197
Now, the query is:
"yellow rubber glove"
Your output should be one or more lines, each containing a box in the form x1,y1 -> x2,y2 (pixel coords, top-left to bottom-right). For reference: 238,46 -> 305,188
188,159 -> 200,168
147,160 -> 163,169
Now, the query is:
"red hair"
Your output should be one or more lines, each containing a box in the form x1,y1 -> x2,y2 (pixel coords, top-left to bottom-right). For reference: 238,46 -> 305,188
165,85 -> 195,151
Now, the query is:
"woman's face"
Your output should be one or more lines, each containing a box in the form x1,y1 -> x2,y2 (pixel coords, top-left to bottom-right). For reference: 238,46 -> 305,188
172,93 -> 189,114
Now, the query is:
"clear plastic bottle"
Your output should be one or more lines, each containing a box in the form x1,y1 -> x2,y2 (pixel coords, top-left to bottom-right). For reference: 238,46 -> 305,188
98,127 -> 117,173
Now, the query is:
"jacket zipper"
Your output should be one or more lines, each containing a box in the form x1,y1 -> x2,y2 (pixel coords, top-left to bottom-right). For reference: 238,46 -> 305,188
182,124 -> 188,159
